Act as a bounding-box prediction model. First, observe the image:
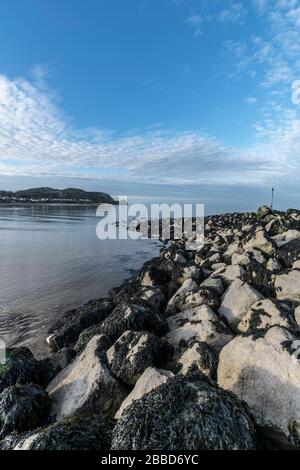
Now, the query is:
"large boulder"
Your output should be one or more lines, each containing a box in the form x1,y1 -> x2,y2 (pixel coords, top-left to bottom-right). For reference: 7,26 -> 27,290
211,265 -> 245,285
218,279 -> 263,330
273,230 -> 300,247
106,331 -> 173,386
238,299 -> 296,334
46,335 -> 126,420
275,270 -> 300,304
0,348 -> 39,393
99,303 -> 168,342
111,374 -> 256,450
243,228 -> 276,256
218,326 -> 300,448
166,278 -> 199,315
9,414 -> 112,450
257,206 -> 274,220
0,384 -> 52,438
168,285 -> 221,313
115,367 -> 174,419
164,305 -> 233,352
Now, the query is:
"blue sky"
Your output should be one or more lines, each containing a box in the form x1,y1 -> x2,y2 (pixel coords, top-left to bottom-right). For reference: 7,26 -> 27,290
0,0 -> 300,212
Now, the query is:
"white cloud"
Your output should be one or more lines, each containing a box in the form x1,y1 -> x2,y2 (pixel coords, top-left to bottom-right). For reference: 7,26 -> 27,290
245,97 -> 258,104
219,3 -> 246,24
187,15 -> 202,36
0,72 -> 299,187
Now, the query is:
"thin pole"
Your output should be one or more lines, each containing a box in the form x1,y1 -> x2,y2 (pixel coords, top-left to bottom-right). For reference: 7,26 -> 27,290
271,188 -> 274,210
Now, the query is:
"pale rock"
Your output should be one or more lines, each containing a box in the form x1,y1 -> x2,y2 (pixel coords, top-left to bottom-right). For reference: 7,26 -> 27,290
273,230 -> 300,247
218,279 -> 263,330
275,270 -> 300,304
293,260 -> 300,270
238,299 -> 295,333
243,229 -> 276,256
211,264 -> 245,285
164,305 -> 233,352
166,278 -> 198,314
211,262 -> 227,271
231,252 -> 251,267
218,326 -> 300,447
14,434 -> 40,450
115,367 -> 174,419
46,335 -> 125,420
295,306 -> 300,327
222,242 -> 242,262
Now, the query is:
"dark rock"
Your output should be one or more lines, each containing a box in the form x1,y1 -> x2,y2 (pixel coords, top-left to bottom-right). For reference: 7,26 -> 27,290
0,384 -> 52,438
0,348 -> 39,393
99,303 -> 168,343
74,325 -> 110,354
139,257 -> 172,286
111,374 -> 256,450
276,239 -> 300,268
2,413 -> 112,450
109,278 -> 167,312
257,206 -> 274,220
243,260 -> 276,297
107,330 -> 173,386
50,347 -> 76,372
38,348 -> 77,387
47,298 -> 114,351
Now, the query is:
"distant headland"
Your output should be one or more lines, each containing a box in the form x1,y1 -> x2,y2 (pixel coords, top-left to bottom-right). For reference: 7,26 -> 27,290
0,187 -> 117,205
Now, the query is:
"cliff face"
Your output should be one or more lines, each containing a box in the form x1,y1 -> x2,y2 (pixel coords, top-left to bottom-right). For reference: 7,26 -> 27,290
0,187 -> 116,204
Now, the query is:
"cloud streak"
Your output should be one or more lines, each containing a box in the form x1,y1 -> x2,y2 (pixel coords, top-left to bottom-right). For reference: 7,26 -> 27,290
0,71 -> 299,188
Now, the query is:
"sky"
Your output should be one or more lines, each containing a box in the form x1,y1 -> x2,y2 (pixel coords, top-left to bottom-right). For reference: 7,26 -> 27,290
0,0 -> 300,212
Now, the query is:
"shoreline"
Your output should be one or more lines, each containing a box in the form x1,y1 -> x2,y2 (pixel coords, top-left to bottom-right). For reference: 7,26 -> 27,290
0,202 -> 119,207
1,205 -> 300,450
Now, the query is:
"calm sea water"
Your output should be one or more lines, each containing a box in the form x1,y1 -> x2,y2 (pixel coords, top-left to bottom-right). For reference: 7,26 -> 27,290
0,205 -> 160,357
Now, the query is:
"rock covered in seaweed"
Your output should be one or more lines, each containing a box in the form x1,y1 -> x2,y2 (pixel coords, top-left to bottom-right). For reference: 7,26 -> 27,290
176,341 -> 218,378
0,384 -> 52,438
47,298 -> 114,351
107,330 -> 173,386
5,413 -> 112,450
0,347 -> 39,393
99,302 -> 168,342
115,367 -> 174,419
111,374 -> 256,450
